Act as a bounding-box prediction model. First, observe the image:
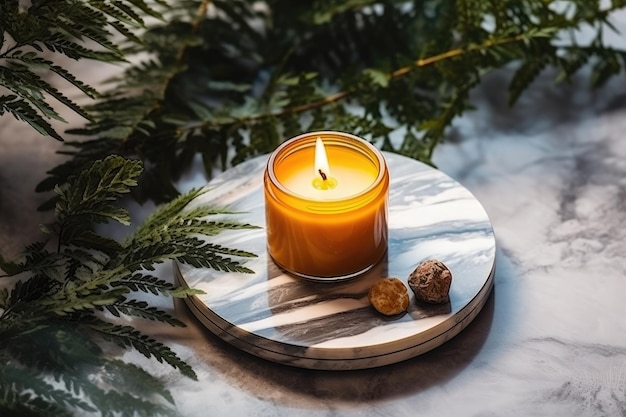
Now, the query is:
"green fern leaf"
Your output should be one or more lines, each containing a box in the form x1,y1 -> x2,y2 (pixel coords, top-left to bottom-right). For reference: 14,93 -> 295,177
0,363 -> 94,414
39,35 -> 121,62
508,57 -> 548,106
54,156 -> 142,226
112,272 -> 204,297
1,61 -> 93,125
119,237 -> 256,273
90,2 -> 143,28
105,299 -> 185,326
101,359 -> 175,405
82,385 -> 177,417
108,19 -> 142,43
590,51 -> 623,88
45,287 -> 128,316
0,95 -> 64,140
6,53 -> 98,98
5,274 -> 51,313
61,230 -> 124,257
112,0 -> 146,26
176,246 -> 256,273
128,188 -> 206,241
88,320 -> 197,379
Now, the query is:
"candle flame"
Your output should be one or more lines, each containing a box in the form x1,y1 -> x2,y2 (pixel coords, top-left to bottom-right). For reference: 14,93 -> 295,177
315,137 -> 330,180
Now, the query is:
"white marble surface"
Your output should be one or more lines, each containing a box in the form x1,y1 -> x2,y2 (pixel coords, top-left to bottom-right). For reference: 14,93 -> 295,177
2,15 -> 626,416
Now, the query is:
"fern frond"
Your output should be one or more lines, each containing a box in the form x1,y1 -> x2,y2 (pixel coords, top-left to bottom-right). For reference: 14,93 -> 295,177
5,274 -> 50,308
39,33 -> 121,62
88,320 -> 197,379
61,230 -> 124,258
105,299 -> 185,327
175,242 -> 257,273
54,156 -> 142,227
126,0 -> 167,20
153,218 -> 261,243
82,384 -> 177,417
72,93 -> 162,140
132,210 -> 260,246
43,286 -> 128,316
100,359 -> 175,405
128,188 -> 206,241
508,57 -> 549,106
590,49 -> 624,88
10,242 -> 54,275
0,0 -> 166,139
119,236 -> 256,273
7,52 -> 100,98
121,187 -> 259,271
108,19 -> 142,43
112,272 -> 204,298
88,2 -> 140,28
0,65 -> 71,120
0,95 -> 64,140
39,360 -> 178,417
555,47 -> 593,83
0,363 -> 94,414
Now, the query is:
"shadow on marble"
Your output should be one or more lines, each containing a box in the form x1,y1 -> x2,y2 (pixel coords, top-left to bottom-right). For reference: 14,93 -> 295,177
173,284 -> 495,404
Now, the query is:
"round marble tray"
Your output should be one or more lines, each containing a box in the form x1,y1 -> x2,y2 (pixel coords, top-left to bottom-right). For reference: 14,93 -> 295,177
175,152 -> 496,370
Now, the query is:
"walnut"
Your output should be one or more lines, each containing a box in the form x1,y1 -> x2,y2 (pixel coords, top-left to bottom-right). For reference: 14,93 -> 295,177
368,277 -> 409,315
408,259 -> 452,304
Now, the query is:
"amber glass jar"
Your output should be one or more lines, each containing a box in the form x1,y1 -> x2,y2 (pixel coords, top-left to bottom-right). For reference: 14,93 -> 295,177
264,131 -> 389,281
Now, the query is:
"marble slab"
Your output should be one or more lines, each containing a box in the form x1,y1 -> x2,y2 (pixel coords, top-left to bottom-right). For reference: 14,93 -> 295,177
175,152 -> 496,370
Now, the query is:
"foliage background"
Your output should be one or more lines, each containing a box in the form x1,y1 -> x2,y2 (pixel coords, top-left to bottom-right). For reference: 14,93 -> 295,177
5,0 -> 626,206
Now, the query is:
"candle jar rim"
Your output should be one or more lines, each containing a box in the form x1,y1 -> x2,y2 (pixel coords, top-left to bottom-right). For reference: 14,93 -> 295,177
265,130 -> 388,209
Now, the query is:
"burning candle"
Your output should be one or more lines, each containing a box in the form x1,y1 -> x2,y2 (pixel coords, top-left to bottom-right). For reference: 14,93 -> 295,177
264,131 -> 389,281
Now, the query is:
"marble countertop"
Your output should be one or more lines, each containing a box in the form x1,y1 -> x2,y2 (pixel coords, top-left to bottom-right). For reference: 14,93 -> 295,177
2,15 -> 626,417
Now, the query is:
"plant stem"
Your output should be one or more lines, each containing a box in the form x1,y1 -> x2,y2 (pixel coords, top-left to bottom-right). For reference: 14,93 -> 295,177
290,34 -> 530,116
174,32 -> 532,134
394,34 -> 528,77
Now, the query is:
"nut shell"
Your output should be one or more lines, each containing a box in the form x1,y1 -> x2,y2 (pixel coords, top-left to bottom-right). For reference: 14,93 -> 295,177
408,259 -> 452,304
368,277 -> 409,315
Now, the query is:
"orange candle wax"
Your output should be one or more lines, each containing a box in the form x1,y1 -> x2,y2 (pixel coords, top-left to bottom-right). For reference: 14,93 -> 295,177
264,131 -> 389,281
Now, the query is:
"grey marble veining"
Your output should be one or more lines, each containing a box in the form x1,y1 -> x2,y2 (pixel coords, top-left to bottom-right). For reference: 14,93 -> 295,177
176,152 -> 495,369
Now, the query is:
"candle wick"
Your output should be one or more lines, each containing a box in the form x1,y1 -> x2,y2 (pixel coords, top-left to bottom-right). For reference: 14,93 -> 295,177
318,169 -> 328,181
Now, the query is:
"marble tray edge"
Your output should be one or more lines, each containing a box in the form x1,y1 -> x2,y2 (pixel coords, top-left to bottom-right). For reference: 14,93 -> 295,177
175,261 -> 495,370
